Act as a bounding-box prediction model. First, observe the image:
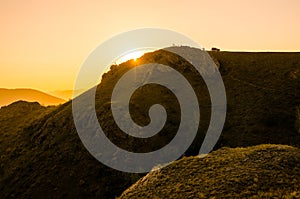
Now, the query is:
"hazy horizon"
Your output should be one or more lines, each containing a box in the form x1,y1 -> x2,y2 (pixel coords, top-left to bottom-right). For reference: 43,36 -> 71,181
2,49 -> 300,93
1,0 -> 300,92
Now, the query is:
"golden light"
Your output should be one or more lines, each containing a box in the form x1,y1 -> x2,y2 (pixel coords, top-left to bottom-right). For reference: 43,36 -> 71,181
115,50 -> 151,65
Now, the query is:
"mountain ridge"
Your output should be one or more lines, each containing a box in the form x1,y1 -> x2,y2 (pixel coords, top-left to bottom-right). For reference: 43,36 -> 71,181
0,47 -> 299,198
0,88 -> 65,107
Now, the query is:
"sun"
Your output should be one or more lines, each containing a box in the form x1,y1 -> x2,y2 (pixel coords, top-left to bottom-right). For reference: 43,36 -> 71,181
115,50 -> 151,64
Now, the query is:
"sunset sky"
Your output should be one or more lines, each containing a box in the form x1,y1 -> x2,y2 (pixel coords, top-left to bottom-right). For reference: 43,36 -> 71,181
1,0 -> 299,92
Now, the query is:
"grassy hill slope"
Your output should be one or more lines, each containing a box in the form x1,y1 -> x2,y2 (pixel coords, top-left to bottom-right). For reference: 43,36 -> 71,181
209,51 -> 300,148
0,101 -> 56,197
0,47 -> 299,198
120,144 -> 300,198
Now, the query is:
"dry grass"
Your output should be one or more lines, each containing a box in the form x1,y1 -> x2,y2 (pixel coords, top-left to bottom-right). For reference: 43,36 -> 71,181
120,144 -> 300,199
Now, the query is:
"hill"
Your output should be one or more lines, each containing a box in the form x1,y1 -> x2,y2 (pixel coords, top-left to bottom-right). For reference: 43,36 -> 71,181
209,51 -> 300,149
0,47 -> 299,198
0,101 -> 55,190
0,102 -> 141,199
0,88 -> 65,107
119,144 -> 300,198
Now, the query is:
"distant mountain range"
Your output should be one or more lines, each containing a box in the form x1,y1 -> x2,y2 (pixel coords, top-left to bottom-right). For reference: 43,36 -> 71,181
49,90 -> 74,101
49,89 -> 85,100
0,88 -> 66,107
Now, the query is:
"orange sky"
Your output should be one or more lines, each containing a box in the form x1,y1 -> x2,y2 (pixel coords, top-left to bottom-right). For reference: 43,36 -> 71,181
0,0 -> 299,92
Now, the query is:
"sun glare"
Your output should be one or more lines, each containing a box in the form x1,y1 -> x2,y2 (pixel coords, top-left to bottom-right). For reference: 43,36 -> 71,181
115,50 -> 151,65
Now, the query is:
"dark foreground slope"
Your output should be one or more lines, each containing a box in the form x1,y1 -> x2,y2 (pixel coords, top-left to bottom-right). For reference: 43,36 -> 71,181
0,101 -> 55,194
0,101 -> 55,160
120,144 -> 300,198
0,48 -> 299,198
